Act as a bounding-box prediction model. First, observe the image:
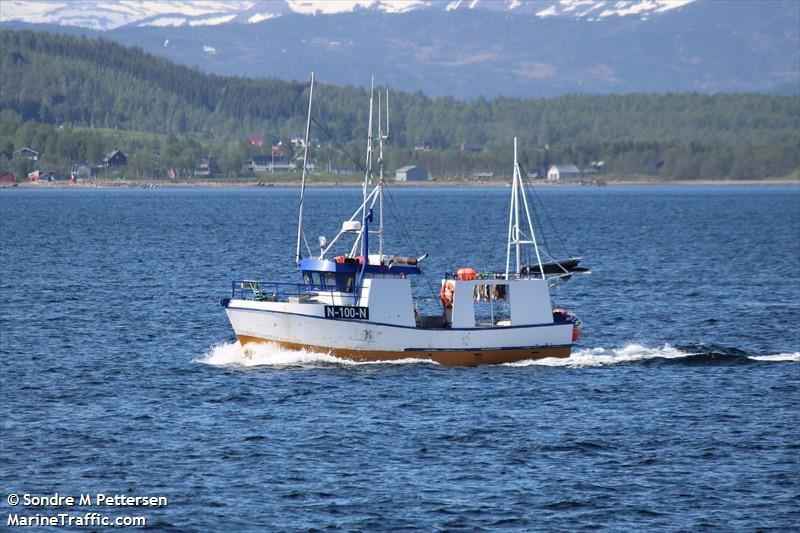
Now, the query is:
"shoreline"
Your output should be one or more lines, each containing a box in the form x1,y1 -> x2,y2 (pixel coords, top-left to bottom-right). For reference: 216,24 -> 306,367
2,178 -> 798,190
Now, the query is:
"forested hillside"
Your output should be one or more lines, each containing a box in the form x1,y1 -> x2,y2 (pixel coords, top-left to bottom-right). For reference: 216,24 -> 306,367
1,30 -> 798,180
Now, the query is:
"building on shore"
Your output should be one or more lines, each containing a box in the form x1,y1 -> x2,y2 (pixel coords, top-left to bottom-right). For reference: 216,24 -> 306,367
395,165 -> 428,182
547,164 -> 581,181
194,157 -> 219,177
103,150 -> 127,170
14,147 -> 40,162
28,170 -> 57,182
71,163 -> 92,181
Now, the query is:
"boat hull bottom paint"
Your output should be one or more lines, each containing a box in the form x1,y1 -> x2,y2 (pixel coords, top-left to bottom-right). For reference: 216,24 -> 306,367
236,335 -> 571,366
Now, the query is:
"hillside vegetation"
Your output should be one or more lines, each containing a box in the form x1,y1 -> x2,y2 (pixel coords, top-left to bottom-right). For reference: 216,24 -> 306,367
1,30 -> 798,180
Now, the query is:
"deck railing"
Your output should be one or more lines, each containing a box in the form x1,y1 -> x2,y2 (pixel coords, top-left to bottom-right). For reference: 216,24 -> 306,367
443,271 -> 525,281
231,280 -> 361,302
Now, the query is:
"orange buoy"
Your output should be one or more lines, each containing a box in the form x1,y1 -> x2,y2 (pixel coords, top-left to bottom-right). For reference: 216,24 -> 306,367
333,256 -> 346,264
456,267 -> 477,281
572,326 -> 580,342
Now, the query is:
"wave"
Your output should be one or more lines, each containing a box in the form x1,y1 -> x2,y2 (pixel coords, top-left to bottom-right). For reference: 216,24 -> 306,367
506,344 -> 800,368
196,341 -> 799,369
749,353 -> 800,362
195,341 -> 433,368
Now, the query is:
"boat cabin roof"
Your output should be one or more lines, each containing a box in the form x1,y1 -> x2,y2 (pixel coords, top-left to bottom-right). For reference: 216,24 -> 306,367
297,258 -> 421,276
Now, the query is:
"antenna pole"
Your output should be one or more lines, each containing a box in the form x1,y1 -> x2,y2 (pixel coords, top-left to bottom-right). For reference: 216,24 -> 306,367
377,88 -> 389,260
505,166 -> 515,279
295,72 -> 314,265
363,78 -> 374,212
514,138 -> 521,275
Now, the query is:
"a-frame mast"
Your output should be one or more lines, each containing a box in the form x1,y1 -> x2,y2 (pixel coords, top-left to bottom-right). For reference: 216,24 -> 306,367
505,137 -> 545,279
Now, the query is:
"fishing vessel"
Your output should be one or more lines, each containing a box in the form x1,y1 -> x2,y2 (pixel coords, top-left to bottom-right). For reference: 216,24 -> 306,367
221,74 -> 587,366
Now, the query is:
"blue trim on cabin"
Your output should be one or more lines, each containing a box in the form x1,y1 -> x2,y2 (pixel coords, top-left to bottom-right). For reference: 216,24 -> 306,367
296,257 -> 421,293
297,258 -> 421,276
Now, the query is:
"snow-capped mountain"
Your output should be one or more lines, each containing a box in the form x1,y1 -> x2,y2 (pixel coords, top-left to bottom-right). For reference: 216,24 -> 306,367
1,0 -> 796,99
1,0 -> 696,30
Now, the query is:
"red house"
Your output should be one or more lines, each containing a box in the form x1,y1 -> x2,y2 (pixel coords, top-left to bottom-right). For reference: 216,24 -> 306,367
0,172 -> 14,184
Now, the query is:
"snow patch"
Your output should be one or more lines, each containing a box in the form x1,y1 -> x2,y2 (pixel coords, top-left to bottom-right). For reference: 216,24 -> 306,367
248,12 -> 280,23
1,1 -> 256,30
561,0 -> 597,13
600,0 -> 693,18
286,0 -> 374,15
0,1 -> 68,24
0,0 -> 699,30
446,0 -> 463,12
536,6 -> 558,18
655,0 -> 694,12
141,17 -> 187,27
577,1 -> 607,17
380,0 -> 426,13
189,14 -> 236,26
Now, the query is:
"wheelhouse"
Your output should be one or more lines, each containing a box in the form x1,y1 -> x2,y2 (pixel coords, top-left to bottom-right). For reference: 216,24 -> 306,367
297,258 -> 421,293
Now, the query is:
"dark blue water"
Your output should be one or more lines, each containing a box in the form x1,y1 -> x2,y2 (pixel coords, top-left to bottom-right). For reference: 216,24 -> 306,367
1,186 -> 798,531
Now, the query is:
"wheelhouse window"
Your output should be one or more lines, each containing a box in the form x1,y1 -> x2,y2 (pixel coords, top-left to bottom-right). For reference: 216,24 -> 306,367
302,271 -> 324,290
340,274 -> 355,293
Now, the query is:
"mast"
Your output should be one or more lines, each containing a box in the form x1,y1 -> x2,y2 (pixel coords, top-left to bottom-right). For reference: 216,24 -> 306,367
514,139 -> 521,275
505,173 -> 515,279
506,137 -> 545,279
377,88 -> 389,259
295,72 -> 315,265
363,77 -> 374,212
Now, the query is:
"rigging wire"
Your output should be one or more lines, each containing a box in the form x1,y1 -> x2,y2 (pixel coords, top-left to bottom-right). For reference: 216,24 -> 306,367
519,163 -> 572,258
311,117 -> 365,176
312,115 -> 419,259
312,115 -> 438,306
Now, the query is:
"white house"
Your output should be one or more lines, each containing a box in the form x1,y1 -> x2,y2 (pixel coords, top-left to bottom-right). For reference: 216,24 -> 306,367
395,165 -> 428,181
547,164 -> 581,181
248,155 -> 293,172
71,163 -> 92,180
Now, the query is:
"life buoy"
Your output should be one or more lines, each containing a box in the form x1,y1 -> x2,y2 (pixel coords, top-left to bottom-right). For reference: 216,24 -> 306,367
440,281 -> 455,309
333,255 -> 345,264
456,267 -> 477,281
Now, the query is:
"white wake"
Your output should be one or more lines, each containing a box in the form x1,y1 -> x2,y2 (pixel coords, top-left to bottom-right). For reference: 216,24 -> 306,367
197,341 -> 799,369
505,344 -> 800,368
195,341 -> 434,368
749,353 -> 800,362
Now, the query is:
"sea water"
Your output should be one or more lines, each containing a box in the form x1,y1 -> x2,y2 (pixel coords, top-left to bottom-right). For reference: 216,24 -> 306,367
1,185 -> 798,530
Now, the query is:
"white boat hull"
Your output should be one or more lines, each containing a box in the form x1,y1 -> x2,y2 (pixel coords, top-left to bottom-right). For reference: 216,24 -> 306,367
224,299 -> 573,366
